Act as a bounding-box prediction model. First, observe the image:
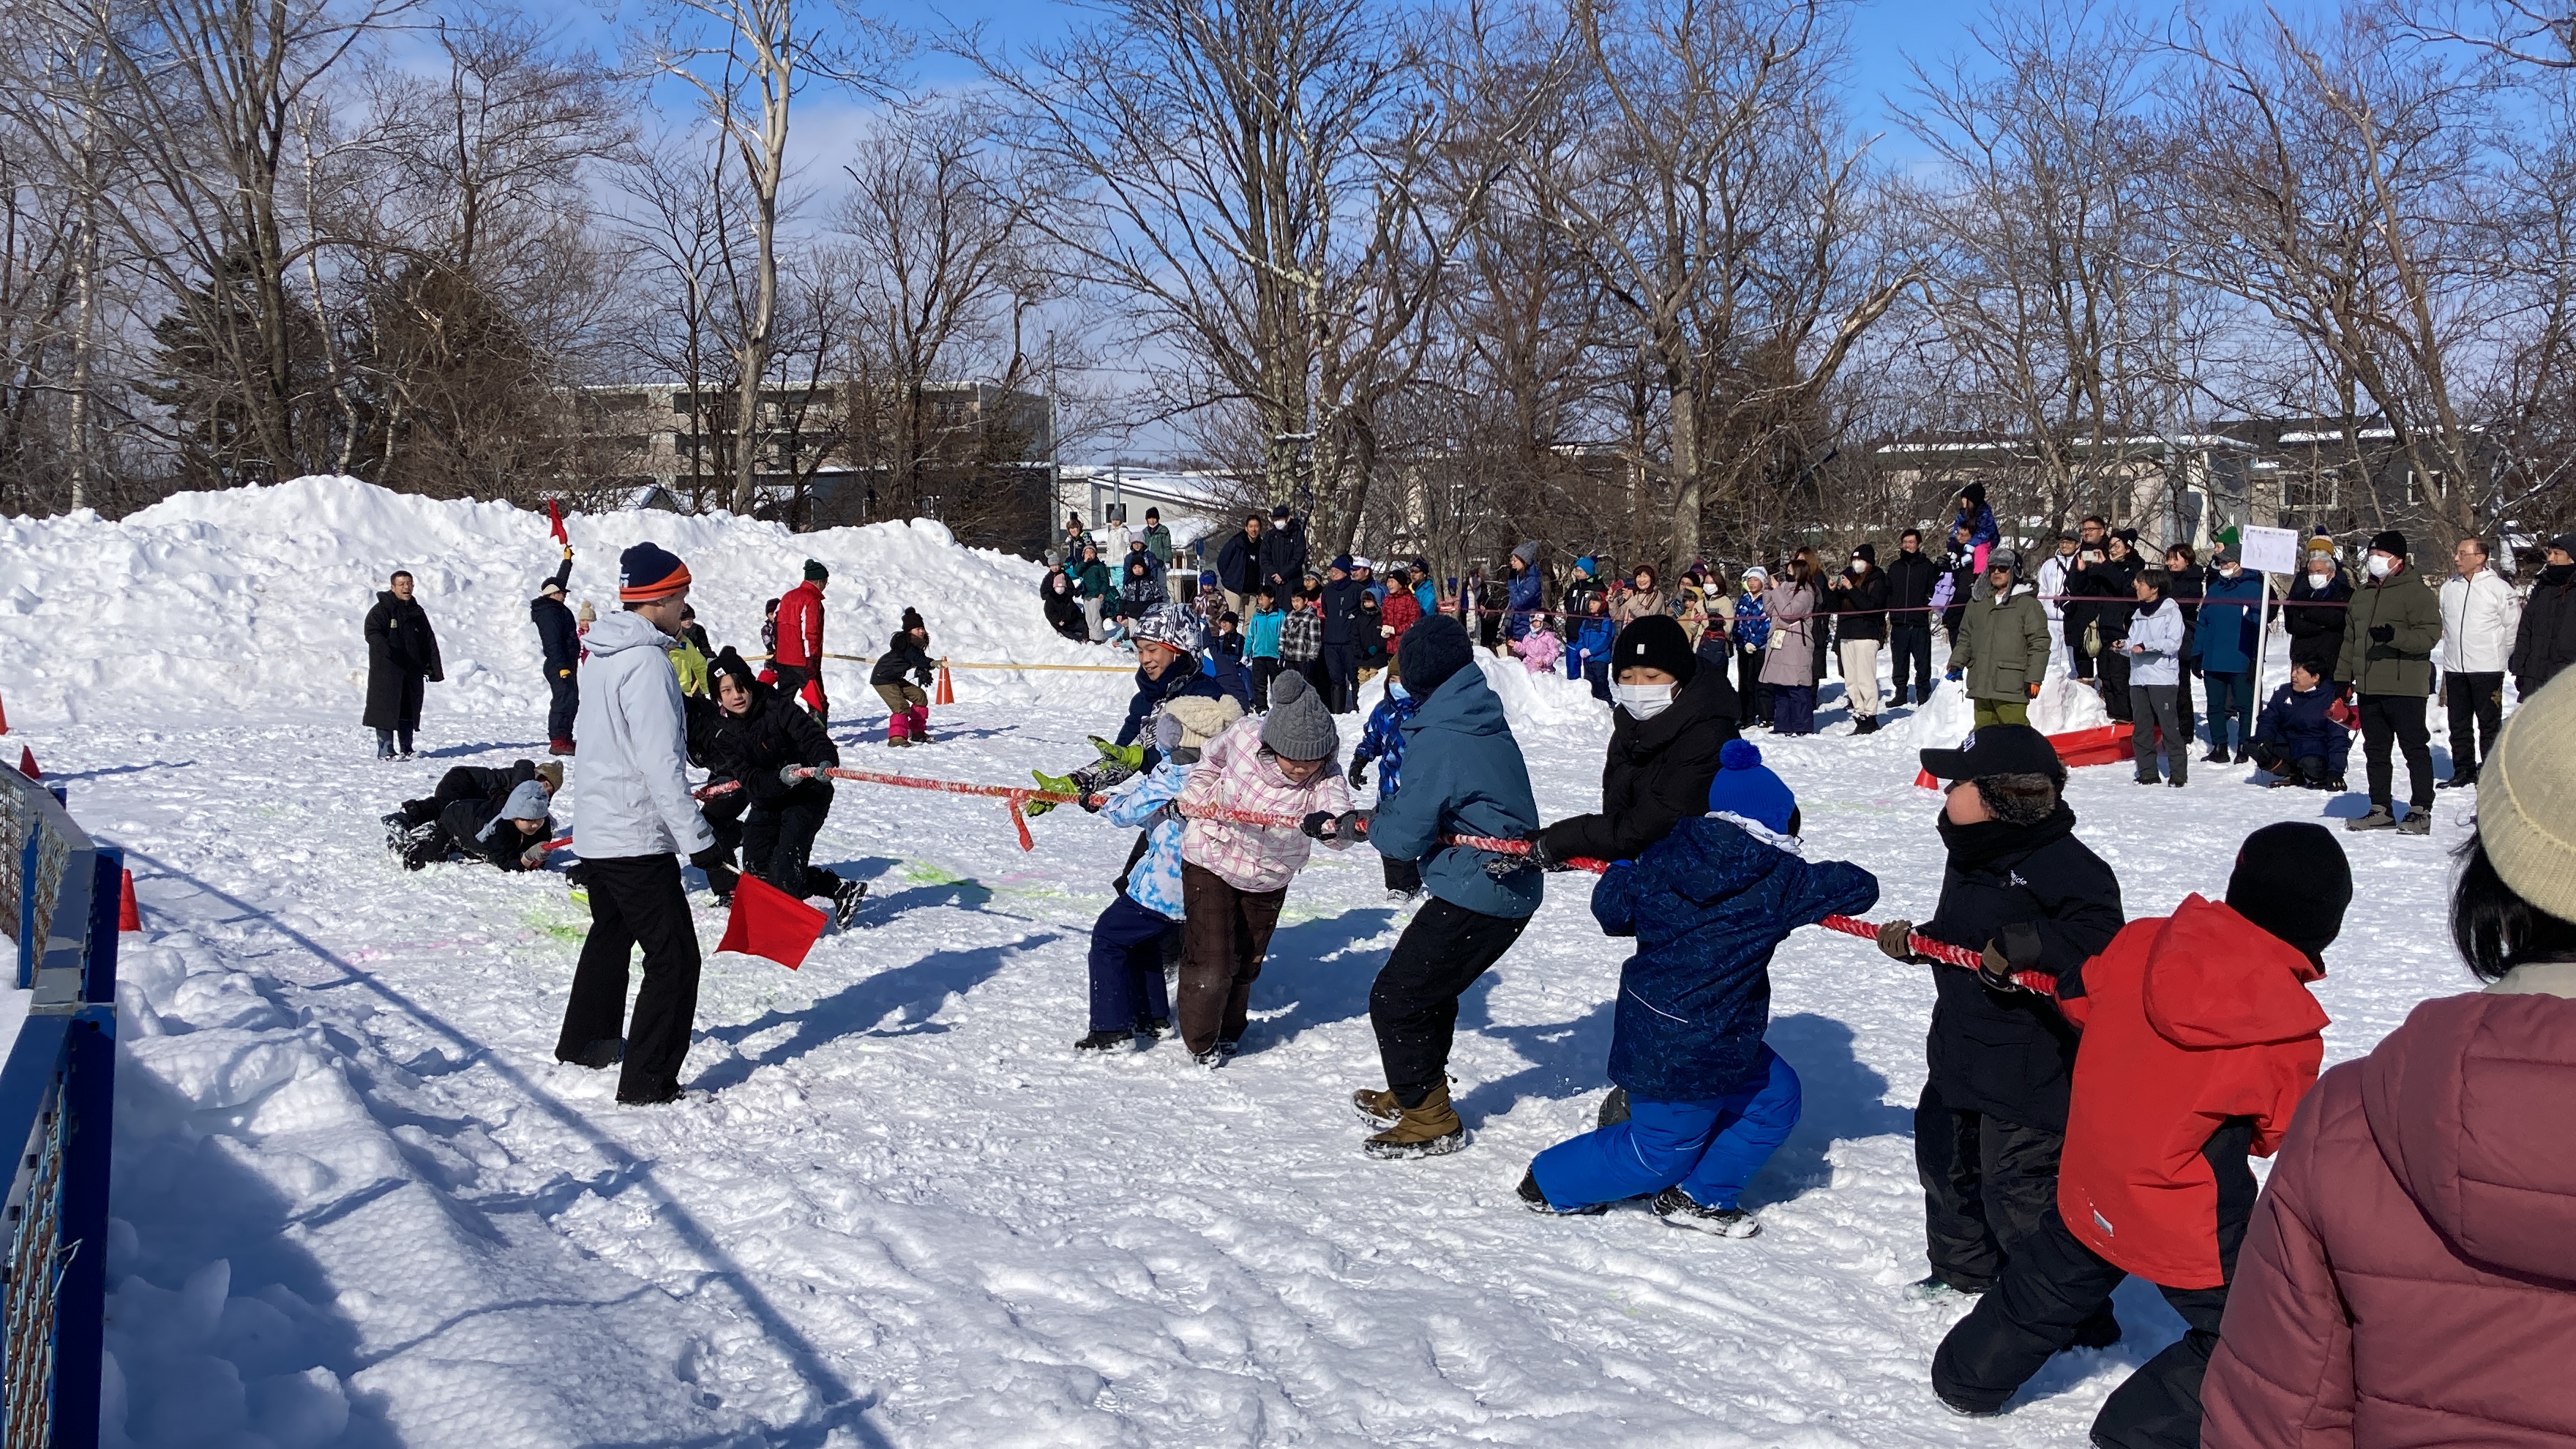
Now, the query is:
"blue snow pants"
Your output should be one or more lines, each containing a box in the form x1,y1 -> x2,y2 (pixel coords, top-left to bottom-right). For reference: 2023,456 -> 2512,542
1087,892 -> 1175,1031
1527,1045 -> 1802,1211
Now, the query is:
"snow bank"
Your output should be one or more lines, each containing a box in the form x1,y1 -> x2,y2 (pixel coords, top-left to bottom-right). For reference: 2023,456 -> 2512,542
1,476 -> 1112,729
1883,675 -> 2111,746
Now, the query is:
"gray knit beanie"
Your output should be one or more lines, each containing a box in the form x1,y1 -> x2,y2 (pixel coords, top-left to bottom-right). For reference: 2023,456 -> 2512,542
2479,672 -> 2576,921
480,781 -> 553,842
1260,671 -> 1338,761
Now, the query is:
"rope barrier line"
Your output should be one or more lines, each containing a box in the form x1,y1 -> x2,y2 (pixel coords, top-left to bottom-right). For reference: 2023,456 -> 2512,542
776,653 -> 1135,673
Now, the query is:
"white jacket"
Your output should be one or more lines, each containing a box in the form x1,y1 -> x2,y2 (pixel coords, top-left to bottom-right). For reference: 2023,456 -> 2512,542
2035,553 -> 2075,623
2124,597 -> 2187,687
2438,569 -> 2521,674
572,610 -> 714,860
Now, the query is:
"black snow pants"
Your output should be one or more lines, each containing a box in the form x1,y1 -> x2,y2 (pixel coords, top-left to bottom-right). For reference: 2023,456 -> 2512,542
547,670 -> 579,744
742,779 -> 842,899
1914,1084 -> 2119,1347
1931,1120 -> 2255,1448
2359,692 -> 2435,810
556,853 -> 703,1104
1369,898 -> 1530,1108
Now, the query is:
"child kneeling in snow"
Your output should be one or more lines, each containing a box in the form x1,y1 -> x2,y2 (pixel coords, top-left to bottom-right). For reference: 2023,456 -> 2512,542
1173,671 -> 1353,1066
1519,742 -> 1878,1235
1931,823 -> 2349,1447
1074,695 -> 1243,1052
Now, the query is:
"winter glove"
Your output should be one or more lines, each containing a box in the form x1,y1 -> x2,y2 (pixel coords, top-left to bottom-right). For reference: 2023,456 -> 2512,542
1089,736 -> 1147,771
1875,918 -> 1918,962
1077,790 -> 1106,815
779,764 -> 817,787
1347,758 -> 1370,788
1330,809 -> 1373,846
1977,922 -> 2045,995
2370,624 -> 2395,643
1025,768 -> 1082,817
1300,810 -> 1335,839
520,842 -> 549,869
557,667 -> 573,680
1480,831 -> 1560,878
1945,667 -> 1963,682
2026,681 -> 2042,698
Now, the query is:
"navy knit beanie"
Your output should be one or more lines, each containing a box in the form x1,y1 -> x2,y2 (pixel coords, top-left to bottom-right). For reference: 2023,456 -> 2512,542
618,542 -> 689,602
1397,615 -> 1474,698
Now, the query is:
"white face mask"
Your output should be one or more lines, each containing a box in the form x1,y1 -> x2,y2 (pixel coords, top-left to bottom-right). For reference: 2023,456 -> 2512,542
1611,681 -> 1677,720
2221,566 -> 2242,580
2367,554 -> 2395,579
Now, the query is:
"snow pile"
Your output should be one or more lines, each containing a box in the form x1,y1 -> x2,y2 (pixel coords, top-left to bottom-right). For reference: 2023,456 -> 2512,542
1884,674 -> 2111,746
1,476 -> 1113,729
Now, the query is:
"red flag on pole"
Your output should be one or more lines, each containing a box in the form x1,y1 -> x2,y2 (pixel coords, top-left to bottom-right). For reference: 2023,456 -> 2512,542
715,872 -> 827,969
547,498 -> 569,544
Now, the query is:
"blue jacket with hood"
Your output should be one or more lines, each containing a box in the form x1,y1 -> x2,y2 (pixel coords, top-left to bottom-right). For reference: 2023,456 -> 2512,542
1594,815 -> 1877,1101
1368,664 -> 1543,918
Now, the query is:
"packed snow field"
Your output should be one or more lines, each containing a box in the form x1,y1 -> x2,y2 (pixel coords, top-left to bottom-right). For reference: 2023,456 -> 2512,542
5,482 -> 2483,1447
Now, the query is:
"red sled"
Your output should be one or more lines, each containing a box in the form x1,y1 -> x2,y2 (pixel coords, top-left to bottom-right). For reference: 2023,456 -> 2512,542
1913,724 -> 2134,789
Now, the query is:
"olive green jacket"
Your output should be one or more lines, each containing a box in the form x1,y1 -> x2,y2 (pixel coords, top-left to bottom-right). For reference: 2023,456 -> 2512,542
2336,565 -> 2442,697
1950,585 -> 2053,703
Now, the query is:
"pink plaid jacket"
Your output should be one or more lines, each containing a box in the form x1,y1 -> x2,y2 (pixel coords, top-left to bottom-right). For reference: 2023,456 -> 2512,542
1178,717 -> 1352,892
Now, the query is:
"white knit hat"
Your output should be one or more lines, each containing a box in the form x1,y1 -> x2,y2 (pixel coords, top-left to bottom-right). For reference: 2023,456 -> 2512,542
2480,672 -> 2576,921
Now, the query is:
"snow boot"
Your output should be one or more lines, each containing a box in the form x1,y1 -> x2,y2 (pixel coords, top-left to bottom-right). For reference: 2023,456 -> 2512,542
2345,805 -> 2397,831
1137,1016 -> 1171,1040
1516,1168 -> 1607,1216
1074,1029 -> 1134,1052
1853,715 -> 1879,735
831,877 -> 869,928
1363,1082 -> 1464,1158
1651,1186 -> 1761,1238
1906,1274 -> 1982,1303
1352,1086 -> 1400,1127
560,1036 -> 625,1070
2396,809 -> 2433,836
908,705 -> 931,744
2069,1309 -> 2123,1349
1193,1040 -> 1239,1068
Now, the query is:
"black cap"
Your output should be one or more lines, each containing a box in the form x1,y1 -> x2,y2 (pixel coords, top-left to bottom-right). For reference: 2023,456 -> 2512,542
2370,530 -> 2408,558
2226,822 -> 2353,966
1611,614 -> 1698,683
1920,724 -> 2063,783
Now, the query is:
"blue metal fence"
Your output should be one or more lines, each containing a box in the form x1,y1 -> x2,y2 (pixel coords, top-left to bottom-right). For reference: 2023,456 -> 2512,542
1,770 -> 118,1449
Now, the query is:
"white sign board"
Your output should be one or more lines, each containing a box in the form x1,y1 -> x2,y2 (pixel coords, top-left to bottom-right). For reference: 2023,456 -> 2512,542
2241,525 -> 2302,575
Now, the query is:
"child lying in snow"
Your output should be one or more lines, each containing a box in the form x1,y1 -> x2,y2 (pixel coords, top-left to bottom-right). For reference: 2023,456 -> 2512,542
1073,695 -> 1243,1052
1519,742 -> 1877,1235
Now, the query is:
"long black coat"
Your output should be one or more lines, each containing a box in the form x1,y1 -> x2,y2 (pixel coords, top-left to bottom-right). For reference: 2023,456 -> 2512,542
364,591 -> 443,729
1920,806 -> 2125,1133
1257,520 -> 1308,593
1320,577 -> 1364,645
1885,550 -> 1942,615
1828,568 -> 1891,641
1216,530 -> 1263,594
704,684 -> 840,804
2061,555 -> 2136,649
1537,667 -> 1742,864
2513,565 -> 2576,694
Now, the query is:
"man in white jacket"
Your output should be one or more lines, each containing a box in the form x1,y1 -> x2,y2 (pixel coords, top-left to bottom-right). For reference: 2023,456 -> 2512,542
555,542 -> 717,1104
2437,536 -> 2522,788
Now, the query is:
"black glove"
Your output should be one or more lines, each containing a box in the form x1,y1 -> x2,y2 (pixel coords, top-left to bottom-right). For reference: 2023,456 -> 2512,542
2370,624 -> 2395,643
1482,830 -> 1560,878
1348,759 -> 1369,788
1332,809 -> 1373,845
1078,790 -> 1105,815
1300,811 -> 1337,839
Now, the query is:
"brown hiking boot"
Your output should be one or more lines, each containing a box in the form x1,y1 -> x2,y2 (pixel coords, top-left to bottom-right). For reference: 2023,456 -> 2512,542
1363,1082 -> 1464,1159
1352,1087 -> 1399,1127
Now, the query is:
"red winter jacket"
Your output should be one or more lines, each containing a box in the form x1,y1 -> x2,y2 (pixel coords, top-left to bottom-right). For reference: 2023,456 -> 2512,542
774,581 -> 825,671
2053,896 -> 2327,1289
2203,970 -> 2576,1447
1382,588 -> 1422,649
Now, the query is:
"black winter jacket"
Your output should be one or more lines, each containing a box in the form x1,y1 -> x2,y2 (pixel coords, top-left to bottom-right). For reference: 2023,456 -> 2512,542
1321,577 -> 1365,645
433,795 -> 547,872
871,632 -> 936,687
1829,569 -> 1891,641
704,684 -> 840,804
1886,550 -> 1942,615
1920,805 -> 2124,1133
1537,668 -> 1742,864
532,557 -> 578,674
1216,531 -> 1263,594
1258,519 -> 1308,592
2062,556 -> 2137,647
2512,565 -> 2576,694
1043,583 -> 1087,642
2285,569 -> 2354,674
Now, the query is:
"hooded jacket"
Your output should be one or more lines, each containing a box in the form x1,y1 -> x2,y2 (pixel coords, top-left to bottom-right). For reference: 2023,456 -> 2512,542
2253,681 -> 2352,776
1947,582 -> 2053,703
774,579 -> 825,671
1366,662 -> 1544,918
870,631 -> 937,687
2051,898 -> 2329,1289
1216,528 -> 1262,594
2285,566 -> 2354,673
2438,568 -> 2521,675
1594,816 -> 1877,1101
703,680 -> 839,804
1506,545 -> 1545,640
2124,596 -> 2187,688
572,610 -> 716,860
1538,667 -> 1741,864
2202,973 -> 2576,1446
1922,804 -> 2126,1131
533,557 -> 579,675
2197,570 -> 2268,674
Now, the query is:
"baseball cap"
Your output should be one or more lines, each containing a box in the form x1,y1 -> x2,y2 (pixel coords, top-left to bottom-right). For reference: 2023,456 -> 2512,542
1919,724 -> 2064,782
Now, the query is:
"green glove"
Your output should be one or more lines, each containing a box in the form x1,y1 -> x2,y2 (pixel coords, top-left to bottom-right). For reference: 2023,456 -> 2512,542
1025,768 -> 1081,818
1087,735 -> 1147,771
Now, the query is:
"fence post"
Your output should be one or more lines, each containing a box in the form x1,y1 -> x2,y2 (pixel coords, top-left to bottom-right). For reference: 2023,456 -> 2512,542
47,847 -> 121,1449
15,829 -> 35,989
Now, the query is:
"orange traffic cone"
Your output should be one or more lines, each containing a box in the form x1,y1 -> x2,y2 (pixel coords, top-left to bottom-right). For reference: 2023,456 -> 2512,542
119,869 -> 141,932
17,746 -> 37,779
0,686 -> 10,734
934,664 -> 955,705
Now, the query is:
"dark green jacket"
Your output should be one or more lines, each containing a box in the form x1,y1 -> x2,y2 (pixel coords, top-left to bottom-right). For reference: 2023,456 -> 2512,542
2336,565 -> 2441,697
1949,585 -> 2053,703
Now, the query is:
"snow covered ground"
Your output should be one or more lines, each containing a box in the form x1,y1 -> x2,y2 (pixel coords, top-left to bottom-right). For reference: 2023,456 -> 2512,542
5,482 -> 2488,1447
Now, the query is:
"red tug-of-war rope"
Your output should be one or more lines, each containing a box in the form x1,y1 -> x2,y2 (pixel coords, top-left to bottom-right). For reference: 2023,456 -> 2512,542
735,765 -> 2009,981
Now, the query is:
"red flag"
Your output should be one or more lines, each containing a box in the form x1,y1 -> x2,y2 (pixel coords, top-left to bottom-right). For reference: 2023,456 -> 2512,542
715,872 -> 827,970
547,498 -> 569,544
